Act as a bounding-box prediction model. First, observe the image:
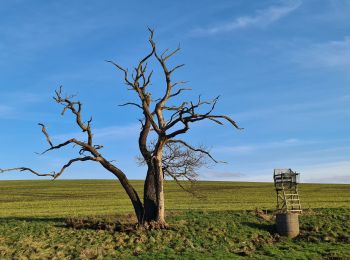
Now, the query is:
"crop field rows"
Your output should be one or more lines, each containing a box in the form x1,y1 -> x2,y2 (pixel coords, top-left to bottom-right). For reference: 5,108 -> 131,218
1,180 -> 349,217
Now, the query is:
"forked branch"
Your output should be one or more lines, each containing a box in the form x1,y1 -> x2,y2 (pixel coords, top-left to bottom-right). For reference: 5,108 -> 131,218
0,167 -> 55,178
1,88 -> 105,180
0,156 -> 97,179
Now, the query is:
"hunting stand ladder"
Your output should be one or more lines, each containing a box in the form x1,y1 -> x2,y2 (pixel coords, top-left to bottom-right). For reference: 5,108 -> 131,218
274,169 -> 302,214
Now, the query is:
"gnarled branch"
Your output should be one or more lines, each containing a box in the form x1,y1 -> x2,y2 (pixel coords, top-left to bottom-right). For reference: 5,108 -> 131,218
0,167 -> 55,178
1,156 -> 99,180
38,123 -> 53,147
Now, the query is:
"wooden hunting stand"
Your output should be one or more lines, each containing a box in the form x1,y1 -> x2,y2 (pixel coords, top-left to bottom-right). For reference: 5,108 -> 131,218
273,169 -> 302,214
274,169 -> 302,238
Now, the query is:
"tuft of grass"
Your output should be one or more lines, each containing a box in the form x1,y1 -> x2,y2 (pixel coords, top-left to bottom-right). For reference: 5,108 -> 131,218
64,214 -> 137,233
298,208 -> 350,243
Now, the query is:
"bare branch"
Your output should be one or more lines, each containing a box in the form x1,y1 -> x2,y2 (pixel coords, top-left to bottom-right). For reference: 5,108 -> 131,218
166,172 -> 199,196
169,64 -> 185,74
119,102 -> 143,109
172,81 -> 189,88
53,88 -> 96,145
169,88 -> 192,98
38,123 -> 53,147
1,156 -> 98,180
52,156 -> 97,180
39,138 -> 88,155
105,60 -> 133,87
160,48 -> 170,59
164,95 -> 243,139
0,167 -> 55,178
206,115 -> 243,129
163,47 -> 181,61
167,139 -> 220,163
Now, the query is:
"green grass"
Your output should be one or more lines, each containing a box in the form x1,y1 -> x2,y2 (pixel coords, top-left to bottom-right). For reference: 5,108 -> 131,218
0,180 -> 349,259
1,180 -> 349,218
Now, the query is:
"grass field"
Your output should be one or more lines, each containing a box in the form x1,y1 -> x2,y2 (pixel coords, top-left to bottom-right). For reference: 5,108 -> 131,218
0,180 -> 349,259
1,180 -> 349,218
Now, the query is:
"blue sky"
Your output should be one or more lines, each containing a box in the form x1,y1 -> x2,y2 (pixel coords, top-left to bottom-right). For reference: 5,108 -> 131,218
0,0 -> 349,183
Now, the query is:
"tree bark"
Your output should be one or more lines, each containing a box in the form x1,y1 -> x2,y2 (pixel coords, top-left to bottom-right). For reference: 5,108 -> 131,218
143,166 -> 158,222
154,155 -> 165,224
143,156 -> 166,226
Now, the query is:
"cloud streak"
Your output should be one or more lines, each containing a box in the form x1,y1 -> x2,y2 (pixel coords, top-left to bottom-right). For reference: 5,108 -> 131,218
200,171 -> 243,181
0,92 -> 50,120
192,0 -> 301,35
0,105 -> 14,118
212,160 -> 350,184
234,94 -> 350,121
294,36 -> 350,69
300,160 -> 350,183
53,124 -> 140,143
215,138 -> 303,155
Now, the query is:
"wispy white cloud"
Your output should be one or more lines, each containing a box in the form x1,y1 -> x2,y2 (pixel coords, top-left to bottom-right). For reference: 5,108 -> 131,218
0,8 -> 102,60
53,124 -> 140,142
93,125 -> 140,140
294,36 -> 350,69
0,105 -> 14,118
234,94 -> 350,121
209,159 -> 350,184
192,0 -> 301,35
215,138 -> 303,155
300,160 -> 350,183
1,92 -> 47,104
200,171 -> 243,180
0,92 -> 50,120
217,145 -> 256,154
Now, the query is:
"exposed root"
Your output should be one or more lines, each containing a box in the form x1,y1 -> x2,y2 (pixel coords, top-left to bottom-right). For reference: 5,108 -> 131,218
65,215 -> 170,232
138,221 -> 169,230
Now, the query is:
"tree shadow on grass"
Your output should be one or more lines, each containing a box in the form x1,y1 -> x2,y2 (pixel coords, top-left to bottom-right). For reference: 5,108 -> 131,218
0,217 -> 64,223
242,222 -> 276,234
0,216 -> 131,232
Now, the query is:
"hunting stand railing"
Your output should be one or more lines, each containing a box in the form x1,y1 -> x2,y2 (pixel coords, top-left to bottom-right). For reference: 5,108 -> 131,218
274,169 -> 302,214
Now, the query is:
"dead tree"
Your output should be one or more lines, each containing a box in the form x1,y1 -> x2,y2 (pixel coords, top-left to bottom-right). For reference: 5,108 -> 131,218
1,29 -> 241,227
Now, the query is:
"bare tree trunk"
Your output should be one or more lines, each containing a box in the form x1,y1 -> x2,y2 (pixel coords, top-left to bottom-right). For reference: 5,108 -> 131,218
143,156 -> 165,226
154,155 -> 165,224
143,166 -> 158,222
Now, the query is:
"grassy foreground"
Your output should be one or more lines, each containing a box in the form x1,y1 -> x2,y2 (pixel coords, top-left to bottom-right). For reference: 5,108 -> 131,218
0,180 -> 349,259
